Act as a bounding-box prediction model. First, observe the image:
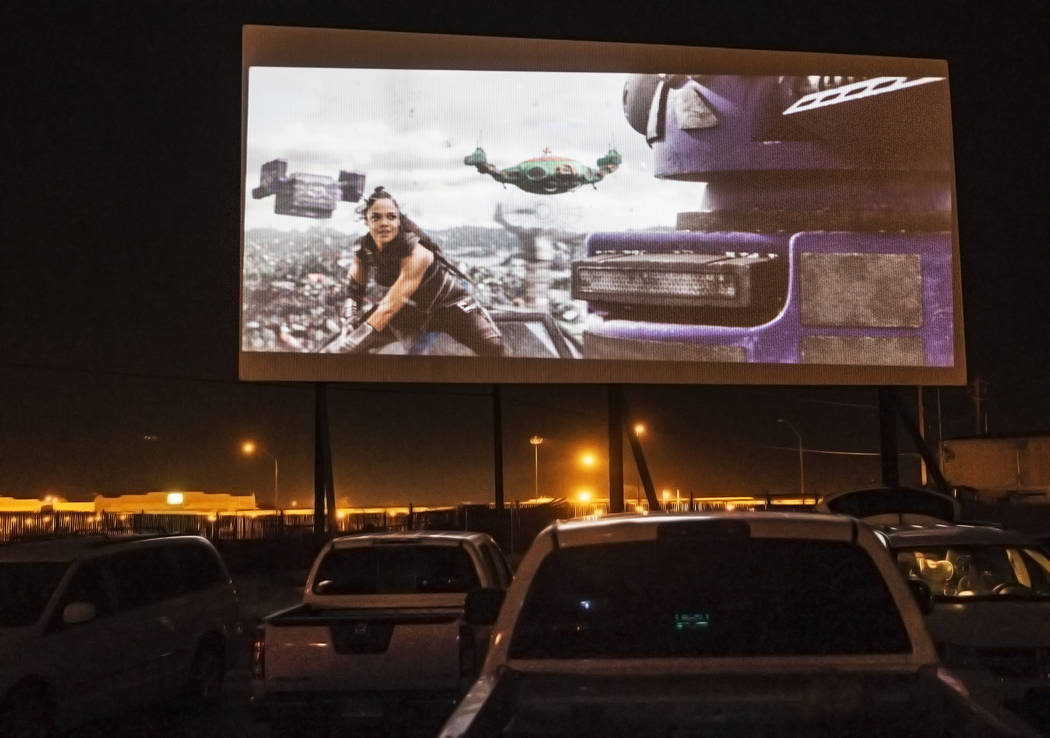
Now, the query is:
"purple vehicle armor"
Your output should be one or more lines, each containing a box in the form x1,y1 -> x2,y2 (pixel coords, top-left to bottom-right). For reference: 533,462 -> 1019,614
573,75 -> 955,366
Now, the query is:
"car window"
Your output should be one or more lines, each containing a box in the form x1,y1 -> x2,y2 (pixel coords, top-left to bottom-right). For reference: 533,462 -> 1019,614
48,558 -> 115,630
1020,547 -> 1050,594
313,544 -> 480,595
480,542 -> 511,588
108,546 -> 179,610
509,538 -> 911,659
896,545 -> 1050,597
167,541 -> 227,595
0,562 -> 69,627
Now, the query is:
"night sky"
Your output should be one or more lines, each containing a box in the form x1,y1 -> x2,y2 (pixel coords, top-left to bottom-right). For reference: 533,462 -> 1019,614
5,1 -> 1049,507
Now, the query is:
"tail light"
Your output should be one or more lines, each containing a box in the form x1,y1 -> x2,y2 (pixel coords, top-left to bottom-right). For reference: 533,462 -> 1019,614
251,624 -> 265,679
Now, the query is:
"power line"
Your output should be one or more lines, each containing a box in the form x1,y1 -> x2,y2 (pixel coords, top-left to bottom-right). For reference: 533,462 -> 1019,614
763,444 -> 921,458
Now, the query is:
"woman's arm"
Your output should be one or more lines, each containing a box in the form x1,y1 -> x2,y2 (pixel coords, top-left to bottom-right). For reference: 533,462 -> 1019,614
366,243 -> 434,331
348,253 -> 369,289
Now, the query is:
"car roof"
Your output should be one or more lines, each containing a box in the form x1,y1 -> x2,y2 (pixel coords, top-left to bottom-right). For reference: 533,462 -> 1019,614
546,511 -> 861,548
883,523 -> 1036,548
328,530 -> 494,548
816,486 -> 961,524
0,532 -> 205,563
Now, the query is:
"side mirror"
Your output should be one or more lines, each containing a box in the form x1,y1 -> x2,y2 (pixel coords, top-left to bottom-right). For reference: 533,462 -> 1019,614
63,601 -> 97,625
465,588 -> 505,626
908,580 -> 936,615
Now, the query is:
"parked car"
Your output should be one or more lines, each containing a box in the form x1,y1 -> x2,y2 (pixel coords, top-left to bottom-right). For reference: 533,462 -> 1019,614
0,532 -> 240,737
441,512 -> 1037,737
881,523 -> 1050,709
251,530 -> 511,735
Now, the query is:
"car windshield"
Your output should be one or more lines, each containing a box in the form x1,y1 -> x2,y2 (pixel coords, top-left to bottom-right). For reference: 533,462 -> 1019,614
0,561 -> 70,627
313,544 -> 479,595
509,537 -> 911,659
894,544 -> 1050,598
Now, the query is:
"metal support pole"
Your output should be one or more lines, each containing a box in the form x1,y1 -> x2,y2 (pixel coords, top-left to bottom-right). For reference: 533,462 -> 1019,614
533,445 -> 539,498
625,427 -> 660,510
777,418 -> 805,503
529,435 -> 543,501
886,390 -> 953,496
608,385 -> 625,513
878,387 -> 900,488
492,385 -> 504,511
917,386 -> 927,487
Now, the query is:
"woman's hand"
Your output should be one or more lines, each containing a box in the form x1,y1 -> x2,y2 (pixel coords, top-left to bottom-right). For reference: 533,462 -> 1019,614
337,322 -> 382,354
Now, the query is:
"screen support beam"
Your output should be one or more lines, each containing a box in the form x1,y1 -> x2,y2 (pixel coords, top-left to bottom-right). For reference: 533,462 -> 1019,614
610,386 -> 661,512
887,388 -> 952,495
492,385 -> 504,511
608,386 -> 625,513
878,386 -> 952,496
878,387 -> 900,488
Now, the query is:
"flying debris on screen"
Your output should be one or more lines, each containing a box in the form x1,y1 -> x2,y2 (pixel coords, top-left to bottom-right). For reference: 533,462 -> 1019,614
251,159 -> 366,218
464,146 -> 621,194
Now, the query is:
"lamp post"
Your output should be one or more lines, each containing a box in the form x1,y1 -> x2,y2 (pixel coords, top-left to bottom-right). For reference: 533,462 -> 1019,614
241,440 -> 279,509
529,436 -> 543,499
777,418 -> 805,504
632,423 -> 645,508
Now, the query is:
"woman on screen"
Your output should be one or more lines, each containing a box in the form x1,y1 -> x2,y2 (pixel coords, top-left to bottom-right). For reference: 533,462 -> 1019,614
332,187 -> 505,356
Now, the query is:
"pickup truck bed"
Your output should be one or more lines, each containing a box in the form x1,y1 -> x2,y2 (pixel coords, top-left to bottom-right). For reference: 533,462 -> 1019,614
455,669 -> 1015,738
252,531 -> 511,729
262,602 -> 465,692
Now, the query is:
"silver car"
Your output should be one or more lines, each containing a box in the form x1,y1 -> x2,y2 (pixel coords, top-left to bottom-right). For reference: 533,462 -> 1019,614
0,533 -> 240,737
884,524 -> 1050,705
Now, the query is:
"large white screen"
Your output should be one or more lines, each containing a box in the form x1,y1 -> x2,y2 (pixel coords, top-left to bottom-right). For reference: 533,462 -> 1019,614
240,27 -> 964,385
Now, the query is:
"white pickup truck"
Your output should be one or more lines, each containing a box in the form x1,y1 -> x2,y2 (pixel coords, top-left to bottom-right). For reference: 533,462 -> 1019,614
441,512 -> 1040,737
250,530 -> 511,734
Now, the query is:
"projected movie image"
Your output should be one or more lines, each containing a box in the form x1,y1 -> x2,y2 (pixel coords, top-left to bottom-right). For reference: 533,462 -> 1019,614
242,69 -> 956,368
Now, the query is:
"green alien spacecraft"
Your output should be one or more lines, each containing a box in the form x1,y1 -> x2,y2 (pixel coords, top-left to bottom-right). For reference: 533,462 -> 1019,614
464,147 -> 622,194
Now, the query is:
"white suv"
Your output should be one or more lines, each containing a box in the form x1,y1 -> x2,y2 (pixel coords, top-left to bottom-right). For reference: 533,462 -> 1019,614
0,533 -> 240,737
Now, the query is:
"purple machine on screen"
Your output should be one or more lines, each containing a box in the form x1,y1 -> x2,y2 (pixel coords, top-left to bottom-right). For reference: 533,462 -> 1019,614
572,75 -> 955,365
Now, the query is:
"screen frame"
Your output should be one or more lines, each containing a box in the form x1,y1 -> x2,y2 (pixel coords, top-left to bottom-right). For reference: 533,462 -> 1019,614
240,25 -> 965,386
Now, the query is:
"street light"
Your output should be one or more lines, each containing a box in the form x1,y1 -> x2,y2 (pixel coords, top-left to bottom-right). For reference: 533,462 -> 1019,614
241,440 -> 279,509
631,422 -> 646,507
529,435 -> 543,499
777,418 -> 805,504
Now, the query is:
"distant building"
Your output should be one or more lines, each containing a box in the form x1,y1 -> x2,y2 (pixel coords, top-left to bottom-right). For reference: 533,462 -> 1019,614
92,491 -> 258,514
942,435 -> 1050,503
0,491 -> 257,514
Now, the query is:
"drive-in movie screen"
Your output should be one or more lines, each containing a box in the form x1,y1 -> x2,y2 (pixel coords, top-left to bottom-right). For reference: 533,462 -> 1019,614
240,27 -> 964,385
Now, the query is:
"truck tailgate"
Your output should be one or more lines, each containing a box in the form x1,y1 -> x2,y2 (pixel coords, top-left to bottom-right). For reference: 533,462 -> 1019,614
264,605 -> 465,692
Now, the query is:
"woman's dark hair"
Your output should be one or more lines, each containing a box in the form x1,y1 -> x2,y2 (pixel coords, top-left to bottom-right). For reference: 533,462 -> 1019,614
357,186 -> 441,252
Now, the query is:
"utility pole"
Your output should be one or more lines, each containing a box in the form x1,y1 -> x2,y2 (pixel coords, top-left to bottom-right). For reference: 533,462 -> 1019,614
968,377 -> 988,435
936,387 -> 944,471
